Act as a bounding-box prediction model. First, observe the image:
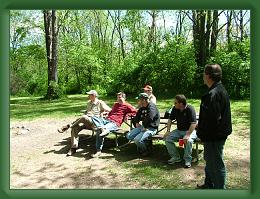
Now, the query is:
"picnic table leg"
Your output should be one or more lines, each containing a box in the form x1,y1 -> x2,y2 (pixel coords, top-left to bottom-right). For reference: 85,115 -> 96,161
115,133 -> 119,148
195,142 -> 199,162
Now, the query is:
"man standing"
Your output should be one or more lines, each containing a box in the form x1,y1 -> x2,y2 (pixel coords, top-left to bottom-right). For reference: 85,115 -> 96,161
91,92 -> 137,157
126,93 -> 160,156
196,64 -> 232,189
163,94 -> 197,168
58,90 -> 111,156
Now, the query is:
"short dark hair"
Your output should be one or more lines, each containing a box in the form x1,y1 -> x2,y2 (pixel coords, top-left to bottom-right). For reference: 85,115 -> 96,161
117,92 -> 126,99
204,63 -> 222,82
175,94 -> 187,106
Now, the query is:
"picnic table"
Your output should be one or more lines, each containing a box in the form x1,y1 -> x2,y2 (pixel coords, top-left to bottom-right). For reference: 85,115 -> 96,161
110,113 -> 203,161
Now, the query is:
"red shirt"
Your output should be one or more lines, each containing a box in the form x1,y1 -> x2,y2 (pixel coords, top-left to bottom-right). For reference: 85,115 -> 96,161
107,102 -> 137,127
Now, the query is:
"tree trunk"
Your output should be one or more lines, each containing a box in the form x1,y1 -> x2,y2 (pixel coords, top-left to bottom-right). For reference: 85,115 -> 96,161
148,10 -> 157,52
210,10 -> 219,57
192,10 -> 207,68
205,10 -> 212,59
239,10 -> 244,42
43,10 -> 59,99
226,10 -> 233,47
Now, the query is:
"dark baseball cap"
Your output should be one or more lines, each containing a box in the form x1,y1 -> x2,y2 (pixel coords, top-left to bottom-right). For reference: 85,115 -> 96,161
135,93 -> 149,99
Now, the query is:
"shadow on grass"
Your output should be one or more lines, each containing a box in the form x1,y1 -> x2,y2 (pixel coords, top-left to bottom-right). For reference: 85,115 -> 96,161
50,133 -> 201,171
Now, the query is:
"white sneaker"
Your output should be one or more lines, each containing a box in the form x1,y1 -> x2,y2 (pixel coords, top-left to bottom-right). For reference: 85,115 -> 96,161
99,128 -> 110,137
91,151 -> 102,158
168,157 -> 182,165
184,162 -> 191,168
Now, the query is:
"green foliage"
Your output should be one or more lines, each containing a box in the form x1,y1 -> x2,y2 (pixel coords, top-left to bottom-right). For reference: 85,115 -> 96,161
210,39 -> 250,99
10,44 -> 47,96
111,36 -> 197,97
10,10 -> 250,100
44,80 -> 64,100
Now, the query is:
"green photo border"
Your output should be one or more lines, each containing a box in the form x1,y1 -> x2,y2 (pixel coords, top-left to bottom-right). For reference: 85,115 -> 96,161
1,0 -> 258,198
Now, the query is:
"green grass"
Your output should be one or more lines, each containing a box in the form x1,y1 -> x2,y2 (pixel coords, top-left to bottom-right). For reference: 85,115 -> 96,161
10,94 -> 202,121
10,94 -> 250,189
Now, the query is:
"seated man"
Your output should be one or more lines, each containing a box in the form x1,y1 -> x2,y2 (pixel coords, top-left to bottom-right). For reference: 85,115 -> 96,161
163,94 -> 197,168
126,93 -> 160,156
91,92 -> 137,157
57,90 -> 111,156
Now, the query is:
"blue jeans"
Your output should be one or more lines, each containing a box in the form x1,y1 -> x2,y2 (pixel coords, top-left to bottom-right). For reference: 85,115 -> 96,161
126,126 -> 157,152
203,140 -> 226,189
91,116 -> 119,151
165,129 -> 197,164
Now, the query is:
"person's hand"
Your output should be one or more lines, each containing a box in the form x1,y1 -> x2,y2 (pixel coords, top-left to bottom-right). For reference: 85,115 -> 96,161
183,134 -> 190,144
163,130 -> 170,140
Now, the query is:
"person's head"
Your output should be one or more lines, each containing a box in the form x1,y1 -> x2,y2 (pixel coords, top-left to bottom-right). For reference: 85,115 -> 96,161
174,94 -> 187,110
86,90 -> 98,101
136,93 -> 149,107
117,92 -> 126,104
143,85 -> 153,95
203,63 -> 222,87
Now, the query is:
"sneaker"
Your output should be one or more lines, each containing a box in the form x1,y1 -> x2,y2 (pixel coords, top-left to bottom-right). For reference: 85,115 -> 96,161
66,148 -> 77,156
99,128 -> 110,137
184,162 -> 191,168
57,124 -> 70,133
168,157 -> 182,165
91,151 -> 102,158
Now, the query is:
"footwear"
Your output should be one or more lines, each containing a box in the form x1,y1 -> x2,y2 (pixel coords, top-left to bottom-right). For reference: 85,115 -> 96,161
91,151 -> 102,158
99,128 -> 110,137
196,184 -> 212,189
66,148 -> 77,156
184,162 -> 191,168
58,124 -> 70,133
168,157 -> 182,165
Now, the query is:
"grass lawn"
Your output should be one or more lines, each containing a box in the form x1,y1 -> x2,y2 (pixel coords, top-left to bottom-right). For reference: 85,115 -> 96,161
10,94 -> 250,189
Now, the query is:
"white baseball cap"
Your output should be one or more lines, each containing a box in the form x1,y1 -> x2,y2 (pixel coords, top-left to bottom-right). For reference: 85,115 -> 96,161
86,90 -> 98,96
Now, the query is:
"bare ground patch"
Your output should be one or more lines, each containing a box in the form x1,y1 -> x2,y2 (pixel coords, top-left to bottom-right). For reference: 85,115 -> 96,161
10,118 -> 250,189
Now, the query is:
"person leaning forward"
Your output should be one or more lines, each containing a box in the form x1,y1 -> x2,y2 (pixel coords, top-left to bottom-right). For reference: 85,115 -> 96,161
163,94 -> 197,168
57,90 -> 111,156
126,93 -> 160,156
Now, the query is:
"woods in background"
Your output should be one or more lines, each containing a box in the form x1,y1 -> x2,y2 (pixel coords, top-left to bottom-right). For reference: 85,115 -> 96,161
10,10 -> 250,99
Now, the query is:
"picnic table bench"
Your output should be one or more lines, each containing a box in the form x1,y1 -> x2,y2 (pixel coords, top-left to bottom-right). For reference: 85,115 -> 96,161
110,113 -> 203,161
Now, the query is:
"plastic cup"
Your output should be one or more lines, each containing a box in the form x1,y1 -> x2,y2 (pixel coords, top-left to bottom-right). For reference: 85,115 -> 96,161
179,139 -> 185,147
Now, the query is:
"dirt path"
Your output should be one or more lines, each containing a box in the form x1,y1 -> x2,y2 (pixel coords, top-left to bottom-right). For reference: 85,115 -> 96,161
10,118 -> 143,189
10,117 -> 250,189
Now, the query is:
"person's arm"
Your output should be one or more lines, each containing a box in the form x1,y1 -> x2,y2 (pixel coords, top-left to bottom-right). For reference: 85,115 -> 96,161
132,108 -> 141,128
183,123 -> 196,142
183,106 -> 197,142
163,107 -> 176,138
84,101 -> 92,115
163,119 -> 172,139
126,103 -> 137,117
100,101 -> 112,117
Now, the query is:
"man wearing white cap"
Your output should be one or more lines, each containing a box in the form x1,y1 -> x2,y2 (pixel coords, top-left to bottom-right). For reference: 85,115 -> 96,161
143,85 -> 157,104
58,90 -> 111,156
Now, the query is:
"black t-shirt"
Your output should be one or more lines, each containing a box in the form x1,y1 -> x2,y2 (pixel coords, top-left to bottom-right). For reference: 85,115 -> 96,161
169,104 -> 197,131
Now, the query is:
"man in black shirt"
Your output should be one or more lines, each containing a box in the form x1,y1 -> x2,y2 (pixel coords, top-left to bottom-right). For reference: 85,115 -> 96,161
163,94 -> 197,168
126,93 -> 160,156
196,63 -> 232,189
